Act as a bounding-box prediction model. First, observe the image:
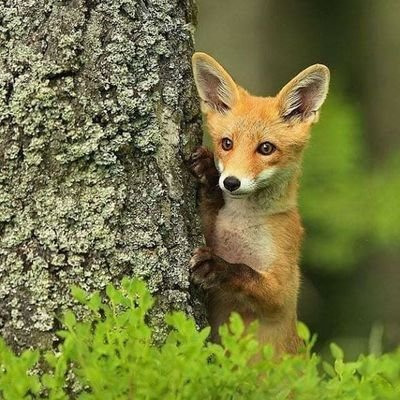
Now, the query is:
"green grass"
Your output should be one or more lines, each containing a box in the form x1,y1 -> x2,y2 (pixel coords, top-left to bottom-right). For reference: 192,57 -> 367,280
0,278 -> 399,399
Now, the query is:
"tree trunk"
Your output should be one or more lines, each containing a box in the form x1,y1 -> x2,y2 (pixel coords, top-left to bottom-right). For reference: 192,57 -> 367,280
0,0 -> 204,352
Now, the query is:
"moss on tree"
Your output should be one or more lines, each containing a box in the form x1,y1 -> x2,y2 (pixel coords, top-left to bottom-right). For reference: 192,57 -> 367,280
0,0 -> 203,351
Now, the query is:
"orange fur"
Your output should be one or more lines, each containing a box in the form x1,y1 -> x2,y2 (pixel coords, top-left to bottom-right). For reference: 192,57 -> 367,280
190,52 -> 329,356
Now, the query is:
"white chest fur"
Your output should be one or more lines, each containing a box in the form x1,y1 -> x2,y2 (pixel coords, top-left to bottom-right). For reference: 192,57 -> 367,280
212,198 -> 276,272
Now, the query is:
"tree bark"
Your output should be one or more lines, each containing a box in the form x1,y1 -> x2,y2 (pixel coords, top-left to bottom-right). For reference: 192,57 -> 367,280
0,0 -> 204,352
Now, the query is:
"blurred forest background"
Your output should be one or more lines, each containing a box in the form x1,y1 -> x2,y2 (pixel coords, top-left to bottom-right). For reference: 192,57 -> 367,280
195,0 -> 400,359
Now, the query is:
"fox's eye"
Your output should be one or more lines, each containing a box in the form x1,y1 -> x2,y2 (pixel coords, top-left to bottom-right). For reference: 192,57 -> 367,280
257,141 -> 276,155
221,138 -> 233,151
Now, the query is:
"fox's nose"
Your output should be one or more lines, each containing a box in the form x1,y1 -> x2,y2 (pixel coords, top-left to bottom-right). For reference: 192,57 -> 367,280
223,176 -> 241,192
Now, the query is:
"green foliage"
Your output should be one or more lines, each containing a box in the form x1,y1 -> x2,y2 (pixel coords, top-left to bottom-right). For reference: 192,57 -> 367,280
301,92 -> 400,270
0,278 -> 399,399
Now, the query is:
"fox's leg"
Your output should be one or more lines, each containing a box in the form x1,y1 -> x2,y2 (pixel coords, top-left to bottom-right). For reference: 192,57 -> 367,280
190,247 -> 302,353
189,147 -> 224,244
190,247 -> 288,315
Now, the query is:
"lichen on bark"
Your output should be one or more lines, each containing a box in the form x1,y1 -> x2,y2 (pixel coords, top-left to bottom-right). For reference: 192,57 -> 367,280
0,0 -> 204,351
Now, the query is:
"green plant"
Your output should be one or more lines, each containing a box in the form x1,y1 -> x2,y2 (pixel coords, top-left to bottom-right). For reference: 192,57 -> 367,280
301,92 -> 400,271
0,278 -> 399,399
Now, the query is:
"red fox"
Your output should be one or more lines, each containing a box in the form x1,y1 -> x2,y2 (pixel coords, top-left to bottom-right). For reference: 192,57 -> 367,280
189,52 -> 330,355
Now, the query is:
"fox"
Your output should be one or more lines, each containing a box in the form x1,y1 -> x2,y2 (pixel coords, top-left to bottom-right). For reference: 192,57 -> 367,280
189,52 -> 330,355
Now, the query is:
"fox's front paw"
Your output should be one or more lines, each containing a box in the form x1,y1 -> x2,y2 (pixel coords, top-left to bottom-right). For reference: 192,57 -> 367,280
189,147 -> 219,186
190,247 -> 223,289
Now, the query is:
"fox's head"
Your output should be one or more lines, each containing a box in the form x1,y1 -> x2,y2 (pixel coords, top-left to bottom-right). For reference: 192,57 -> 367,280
192,52 -> 330,197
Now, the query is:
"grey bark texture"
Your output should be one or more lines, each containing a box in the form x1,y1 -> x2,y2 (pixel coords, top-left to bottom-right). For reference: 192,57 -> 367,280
0,0 -> 204,352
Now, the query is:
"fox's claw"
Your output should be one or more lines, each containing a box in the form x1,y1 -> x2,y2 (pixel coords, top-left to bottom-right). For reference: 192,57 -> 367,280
190,246 -> 213,269
189,147 -> 219,185
190,146 -> 211,163
190,247 -> 222,289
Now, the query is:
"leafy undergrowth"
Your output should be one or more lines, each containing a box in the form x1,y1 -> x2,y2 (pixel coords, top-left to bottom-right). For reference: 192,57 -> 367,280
0,278 -> 399,399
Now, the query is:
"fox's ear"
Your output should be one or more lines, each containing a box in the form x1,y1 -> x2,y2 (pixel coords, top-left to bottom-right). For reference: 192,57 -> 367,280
278,64 -> 330,123
192,52 -> 239,113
